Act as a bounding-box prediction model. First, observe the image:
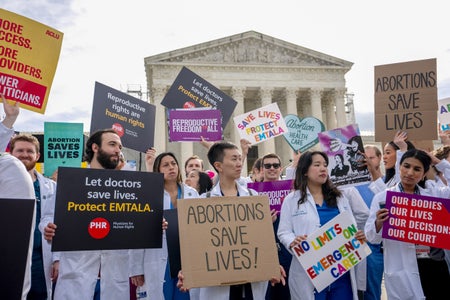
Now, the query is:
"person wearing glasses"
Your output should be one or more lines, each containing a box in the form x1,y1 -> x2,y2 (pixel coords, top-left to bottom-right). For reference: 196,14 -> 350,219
261,153 -> 292,300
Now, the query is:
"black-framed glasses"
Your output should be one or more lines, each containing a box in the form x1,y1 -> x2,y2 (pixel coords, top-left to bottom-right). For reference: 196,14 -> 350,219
263,163 -> 281,169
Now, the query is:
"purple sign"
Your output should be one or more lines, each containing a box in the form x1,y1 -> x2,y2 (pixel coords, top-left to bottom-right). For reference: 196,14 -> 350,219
247,179 -> 293,213
169,109 -> 222,142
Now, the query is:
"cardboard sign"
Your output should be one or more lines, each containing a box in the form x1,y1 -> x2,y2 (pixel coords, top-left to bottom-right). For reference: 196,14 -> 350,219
438,97 -> 450,130
0,9 -> 63,114
177,195 -> 280,289
318,124 -> 370,187
247,180 -> 293,213
233,102 -> 288,145
90,82 -> 156,153
0,198 -> 35,300
283,115 -> 325,152
161,67 -> 237,128
382,191 -> 450,250
374,58 -> 438,142
44,122 -> 84,177
52,167 -> 164,251
168,109 -> 222,142
291,211 -> 371,292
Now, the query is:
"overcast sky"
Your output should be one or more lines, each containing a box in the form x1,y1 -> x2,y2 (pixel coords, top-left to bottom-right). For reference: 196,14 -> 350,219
2,0 -> 450,133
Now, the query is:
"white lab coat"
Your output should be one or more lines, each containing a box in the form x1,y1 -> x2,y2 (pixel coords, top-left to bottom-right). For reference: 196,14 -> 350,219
277,189 -> 359,300
129,183 -> 199,300
52,168 -> 131,300
365,183 -> 450,300
191,181 -> 268,300
0,122 -> 14,151
340,186 -> 370,291
0,153 -> 35,299
35,171 -> 58,298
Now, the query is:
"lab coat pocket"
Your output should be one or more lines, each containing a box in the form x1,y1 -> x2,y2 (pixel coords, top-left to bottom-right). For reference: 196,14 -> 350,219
385,270 -> 421,300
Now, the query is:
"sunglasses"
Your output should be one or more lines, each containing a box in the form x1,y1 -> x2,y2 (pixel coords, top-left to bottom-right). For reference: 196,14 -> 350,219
263,163 -> 281,169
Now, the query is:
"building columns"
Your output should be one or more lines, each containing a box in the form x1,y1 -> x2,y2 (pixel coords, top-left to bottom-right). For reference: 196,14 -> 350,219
151,86 -> 167,154
335,89 -> 347,127
258,87 -> 275,157
310,88 -> 323,121
230,87 -> 247,175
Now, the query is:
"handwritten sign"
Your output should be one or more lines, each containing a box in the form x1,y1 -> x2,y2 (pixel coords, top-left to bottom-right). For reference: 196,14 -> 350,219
374,58 -> 438,141
233,102 -> 288,145
0,9 -> 63,113
177,195 -> 280,289
283,115 -> 325,152
292,211 -> 371,292
382,191 -> 450,250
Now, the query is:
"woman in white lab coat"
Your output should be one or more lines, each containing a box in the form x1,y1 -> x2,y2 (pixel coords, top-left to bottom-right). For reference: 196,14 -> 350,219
278,151 -> 365,300
129,151 -> 198,300
365,149 -> 450,300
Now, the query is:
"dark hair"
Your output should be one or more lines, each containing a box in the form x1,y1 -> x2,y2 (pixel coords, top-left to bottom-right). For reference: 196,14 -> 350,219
433,145 -> 450,161
399,149 -> 431,174
334,153 -> 344,163
153,152 -> 182,184
207,141 -> 238,173
294,151 -> 341,208
84,129 -> 118,163
262,153 -> 281,165
384,140 -> 415,184
197,171 -> 213,194
347,135 -> 364,153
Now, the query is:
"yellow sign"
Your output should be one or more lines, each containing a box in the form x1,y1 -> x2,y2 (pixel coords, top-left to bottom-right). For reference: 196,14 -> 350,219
0,9 -> 63,113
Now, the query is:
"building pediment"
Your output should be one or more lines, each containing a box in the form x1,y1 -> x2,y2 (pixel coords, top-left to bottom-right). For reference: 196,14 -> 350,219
145,31 -> 352,68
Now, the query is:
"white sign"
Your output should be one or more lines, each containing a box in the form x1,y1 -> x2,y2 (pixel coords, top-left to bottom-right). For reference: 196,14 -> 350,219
233,102 -> 287,144
291,211 -> 371,292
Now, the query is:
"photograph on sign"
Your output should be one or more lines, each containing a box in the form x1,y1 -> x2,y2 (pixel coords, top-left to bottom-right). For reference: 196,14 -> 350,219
318,124 -> 370,187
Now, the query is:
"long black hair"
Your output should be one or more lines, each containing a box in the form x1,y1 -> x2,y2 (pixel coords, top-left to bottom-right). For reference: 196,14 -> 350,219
399,149 -> 431,188
384,140 -> 415,184
294,151 -> 342,208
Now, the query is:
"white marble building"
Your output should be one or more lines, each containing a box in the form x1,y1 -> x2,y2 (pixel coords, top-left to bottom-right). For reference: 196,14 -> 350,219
144,31 -> 355,175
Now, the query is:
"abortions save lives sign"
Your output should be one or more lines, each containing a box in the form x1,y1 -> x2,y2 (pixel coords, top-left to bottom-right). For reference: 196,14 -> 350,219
168,108 -> 222,142
0,198 -> 35,300
0,9 -> 63,114
382,191 -> 450,250
233,102 -> 288,145
161,67 -> 237,128
374,58 -> 438,142
177,195 -> 280,289
90,82 -> 156,153
292,211 -> 371,292
52,167 -> 164,251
